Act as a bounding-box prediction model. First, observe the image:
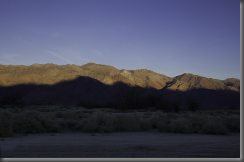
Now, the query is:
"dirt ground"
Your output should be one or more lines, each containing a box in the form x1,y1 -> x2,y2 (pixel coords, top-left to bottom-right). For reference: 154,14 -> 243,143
0,129 -> 240,158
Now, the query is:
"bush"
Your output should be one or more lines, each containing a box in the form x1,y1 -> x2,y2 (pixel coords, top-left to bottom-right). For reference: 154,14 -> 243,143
97,121 -> 115,133
41,118 -> 61,133
222,116 -> 240,133
93,111 -> 116,133
80,109 -> 95,114
57,120 -> 67,129
59,105 -> 69,109
74,120 -> 85,131
65,119 -> 79,129
157,121 -> 168,132
80,110 -> 116,133
114,114 -> 141,132
76,111 -> 86,118
200,117 -> 229,135
167,118 -> 193,134
90,110 -> 109,123
0,112 -> 14,137
63,112 -> 79,120
82,121 -> 98,133
166,112 -> 179,119
12,110 -> 61,134
140,119 -> 152,131
55,111 -> 64,118
150,115 -> 166,128
186,99 -> 200,112
186,114 -> 206,133
143,112 -> 152,118
9,107 -> 23,113
13,116 -> 44,134
0,109 -> 12,119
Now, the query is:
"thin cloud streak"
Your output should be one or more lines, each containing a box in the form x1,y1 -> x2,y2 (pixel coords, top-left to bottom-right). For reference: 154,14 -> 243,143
45,51 -> 73,64
75,55 -> 93,62
92,49 -> 105,58
0,53 -> 21,65
57,49 -> 94,62
45,49 -> 93,64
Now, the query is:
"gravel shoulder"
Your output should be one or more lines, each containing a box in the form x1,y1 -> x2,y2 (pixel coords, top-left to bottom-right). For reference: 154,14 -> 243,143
0,129 -> 240,158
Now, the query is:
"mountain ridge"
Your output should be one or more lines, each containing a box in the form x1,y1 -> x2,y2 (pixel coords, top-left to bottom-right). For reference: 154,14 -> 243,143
0,63 -> 240,92
0,63 -> 240,109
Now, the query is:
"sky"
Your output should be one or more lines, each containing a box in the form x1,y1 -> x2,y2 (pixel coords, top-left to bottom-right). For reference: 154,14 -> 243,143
0,0 -> 240,80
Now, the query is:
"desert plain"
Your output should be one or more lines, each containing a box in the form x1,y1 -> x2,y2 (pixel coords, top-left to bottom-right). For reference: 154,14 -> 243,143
0,105 -> 240,159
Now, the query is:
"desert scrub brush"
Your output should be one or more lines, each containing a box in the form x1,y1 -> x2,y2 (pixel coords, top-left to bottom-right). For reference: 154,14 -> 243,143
140,119 -> 152,131
74,120 -> 85,131
167,118 -> 193,134
55,111 -> 64,118
222,115 -> 240,133
0,113 -> 14,137
150,115 -> 166,128
41,118 -> 61,133
81,118 -> 98,133
113,114 -> 141,132
63,111 -> 79,120
186,114 -> 206,133
65,119 -> 80,129
87,110 -> 116,133
12,110 -> 61,134
0,109 -> 12,119
157,121 -> 168,132
200,117 -> 229,135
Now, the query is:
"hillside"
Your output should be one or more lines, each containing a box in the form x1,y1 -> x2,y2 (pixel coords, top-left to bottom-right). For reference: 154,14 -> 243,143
0,63 -> 239,92
169,73 -> 240,92
0,63 -> 240,108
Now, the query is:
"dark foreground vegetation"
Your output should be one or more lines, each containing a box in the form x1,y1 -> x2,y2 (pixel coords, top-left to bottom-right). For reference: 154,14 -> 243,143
0,104 -> 240,138
0,90 -> 240,138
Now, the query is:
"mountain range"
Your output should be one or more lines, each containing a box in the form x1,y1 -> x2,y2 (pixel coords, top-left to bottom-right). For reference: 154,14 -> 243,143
0,63 -> 240,109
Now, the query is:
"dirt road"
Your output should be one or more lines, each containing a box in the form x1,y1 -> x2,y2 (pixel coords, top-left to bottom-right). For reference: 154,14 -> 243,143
1,129 -> 240,158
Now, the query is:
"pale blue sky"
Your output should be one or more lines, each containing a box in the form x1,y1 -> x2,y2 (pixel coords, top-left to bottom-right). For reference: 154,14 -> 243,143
0,0 -> 240,80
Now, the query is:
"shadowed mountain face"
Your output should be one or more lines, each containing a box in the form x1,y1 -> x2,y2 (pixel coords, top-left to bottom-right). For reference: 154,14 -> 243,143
0,63 -> 240,109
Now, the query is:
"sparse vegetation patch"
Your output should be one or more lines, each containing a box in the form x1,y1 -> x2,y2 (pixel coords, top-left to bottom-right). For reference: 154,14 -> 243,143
200,117 -> 230,135
0,104 -> 240,136
0,110 -> 14,137
11,110 -> 61,134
